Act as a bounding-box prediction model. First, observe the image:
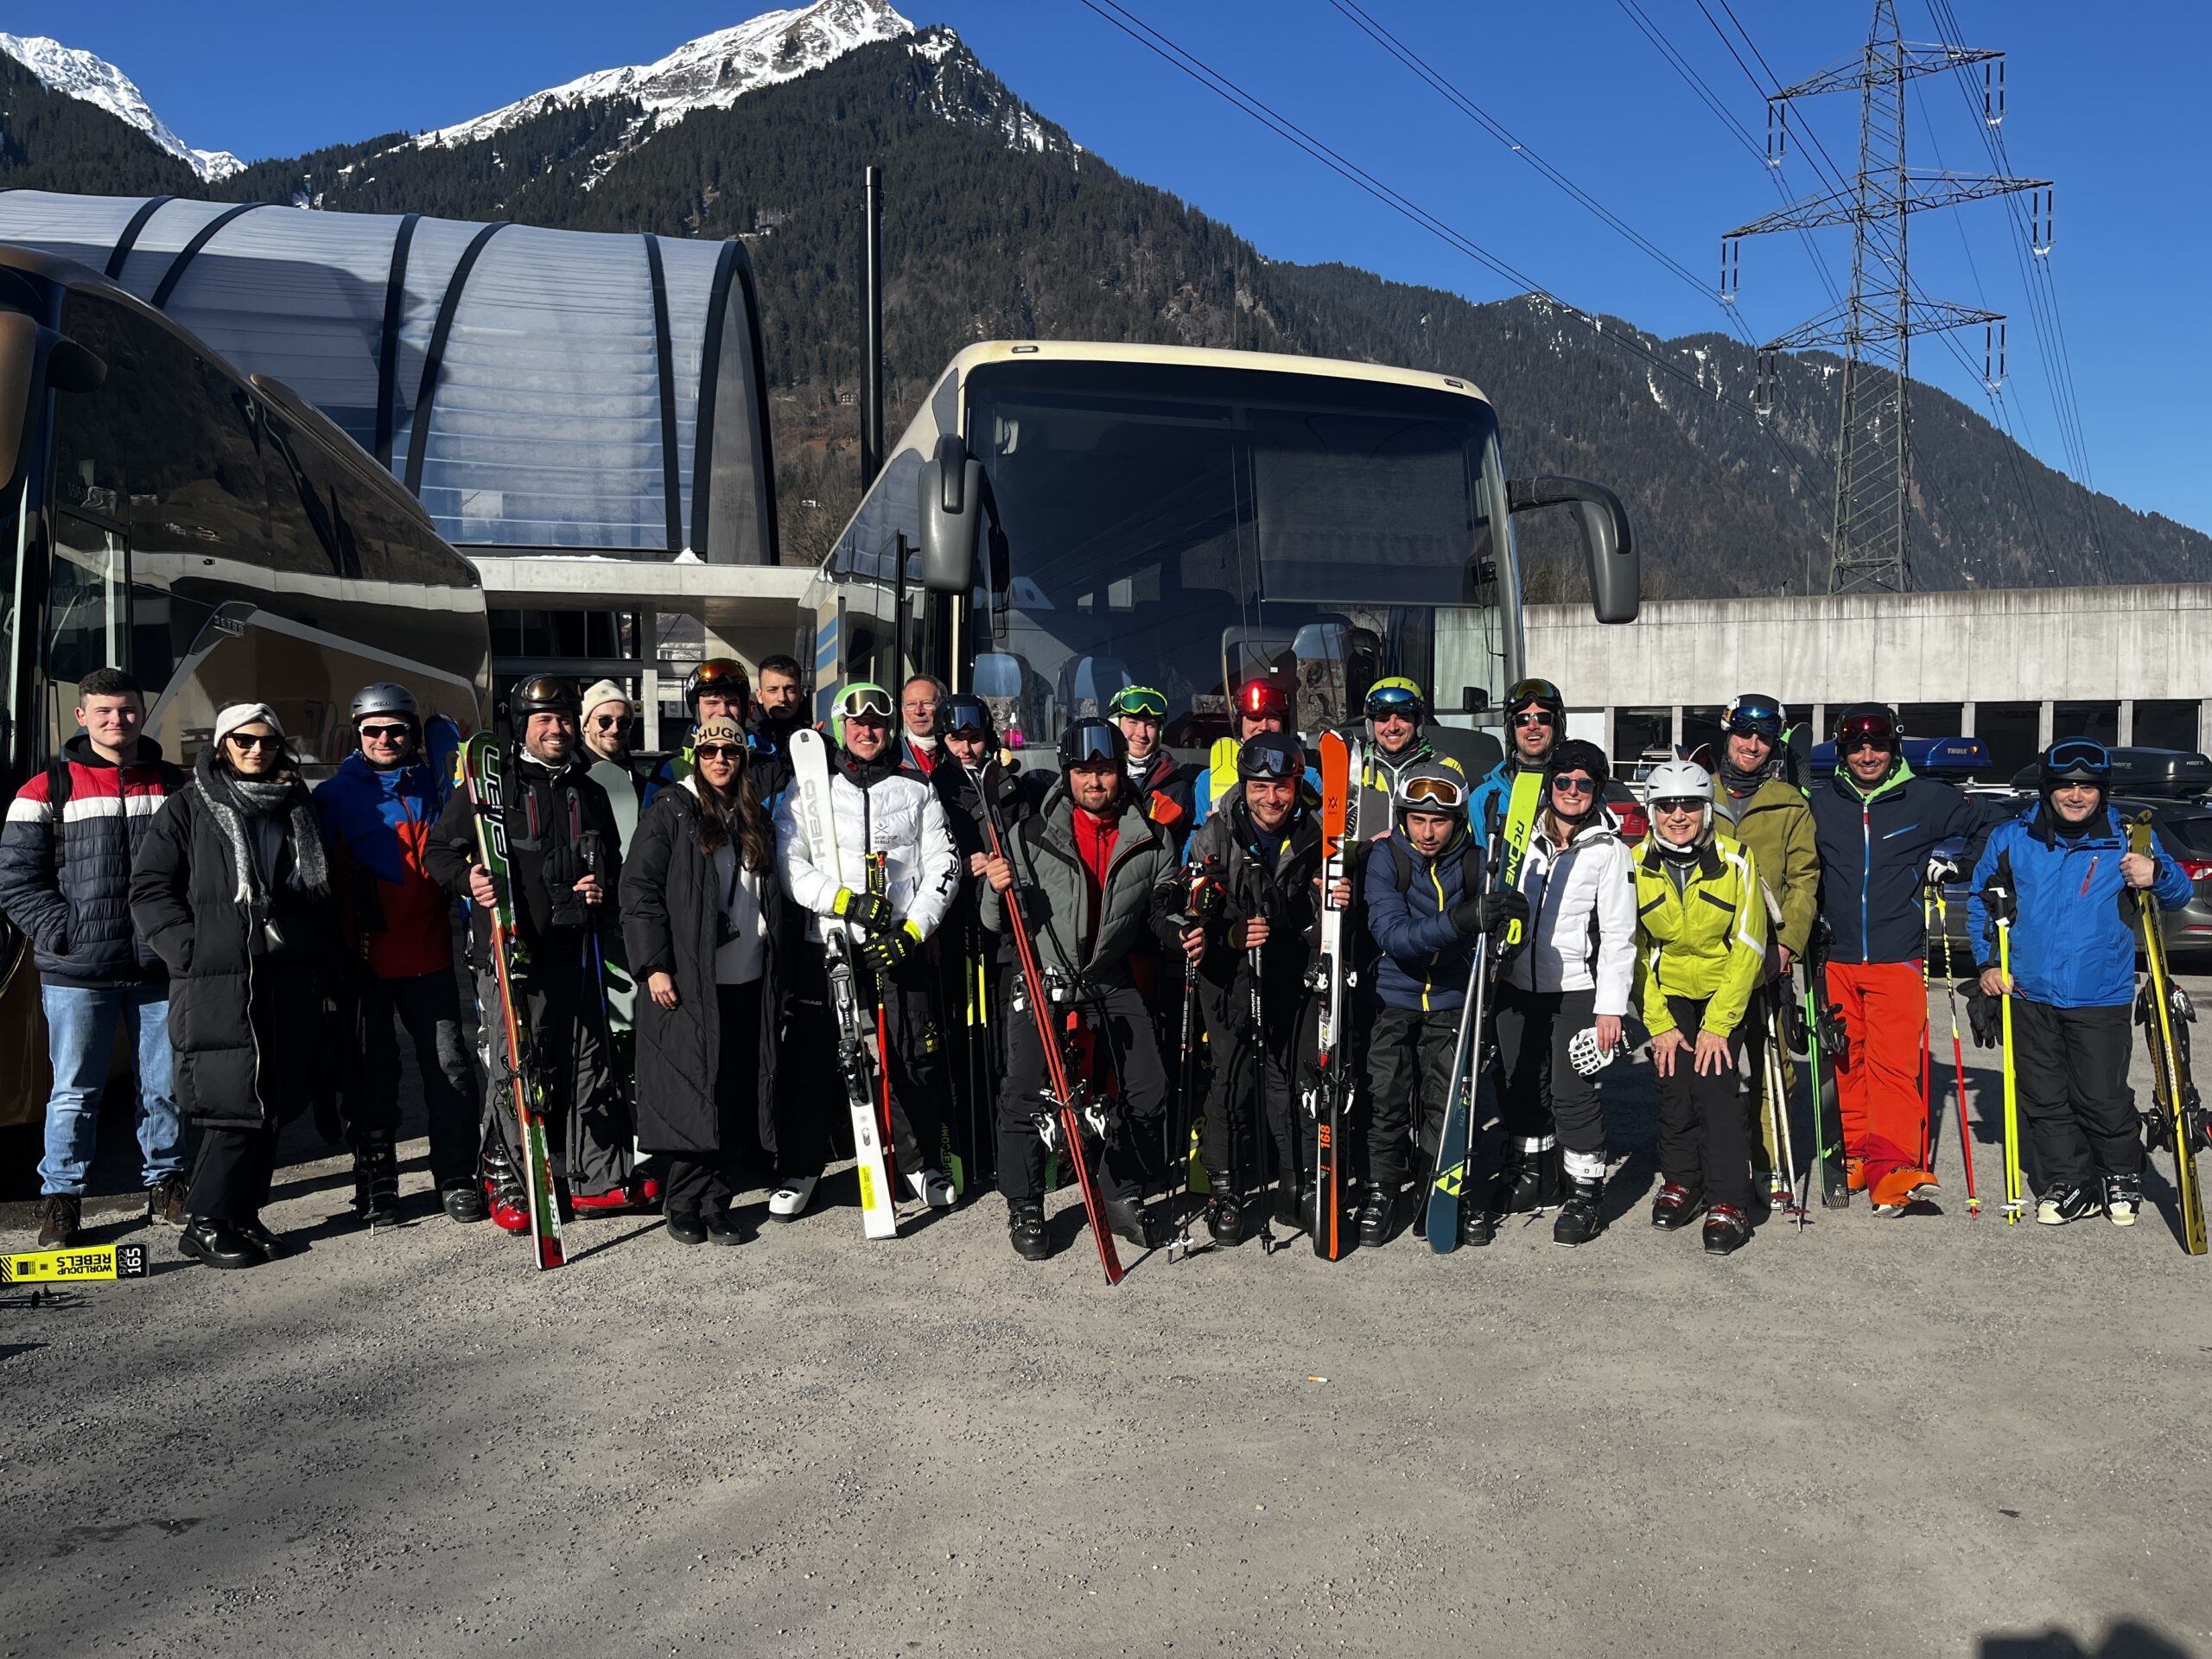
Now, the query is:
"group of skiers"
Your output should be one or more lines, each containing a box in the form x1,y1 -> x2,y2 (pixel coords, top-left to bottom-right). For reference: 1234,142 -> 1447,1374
3,658 -> 2196,1271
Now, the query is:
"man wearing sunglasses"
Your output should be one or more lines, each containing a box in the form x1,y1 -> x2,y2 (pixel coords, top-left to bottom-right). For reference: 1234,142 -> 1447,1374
313,683 -> 485,1225
775,681 -> 963,1211
1172,732 -> 1354,1245
1467,677 -> 1566,850
429,676 -> 634,1228
1967,741 -> 2190,1226
982,717 -> 1177,1258
1711,693 -> 1820,1207
1809,702 -> 2003,1215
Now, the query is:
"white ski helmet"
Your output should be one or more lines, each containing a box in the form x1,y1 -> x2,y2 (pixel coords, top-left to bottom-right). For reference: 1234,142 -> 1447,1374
1642,756 -> 1714,852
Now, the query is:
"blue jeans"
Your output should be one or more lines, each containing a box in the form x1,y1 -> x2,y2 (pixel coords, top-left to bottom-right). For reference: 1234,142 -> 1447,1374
38,982 -> 184,1196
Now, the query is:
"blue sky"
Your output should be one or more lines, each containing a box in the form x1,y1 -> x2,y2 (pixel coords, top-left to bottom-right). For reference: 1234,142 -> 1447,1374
19,0 -> 2207,537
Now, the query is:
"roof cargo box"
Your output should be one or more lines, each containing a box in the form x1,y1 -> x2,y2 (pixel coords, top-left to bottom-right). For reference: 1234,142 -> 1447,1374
2005,747 -> 2212,798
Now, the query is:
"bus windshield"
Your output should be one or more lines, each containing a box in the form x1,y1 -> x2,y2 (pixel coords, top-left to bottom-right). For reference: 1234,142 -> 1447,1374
962,359 -> 1511,753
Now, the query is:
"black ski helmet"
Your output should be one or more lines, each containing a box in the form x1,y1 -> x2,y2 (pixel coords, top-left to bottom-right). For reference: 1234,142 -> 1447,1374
943,695 -> 995,740
1543,738 -> 1611,826
508,675 -> 580,719
1236,731 -> 1306,782
1058,716 -> 1127,770
685,658 -> 751,715
2039,738 -> 2111,796
1834,702 -> 1902,754
1504,677 -> 1565,721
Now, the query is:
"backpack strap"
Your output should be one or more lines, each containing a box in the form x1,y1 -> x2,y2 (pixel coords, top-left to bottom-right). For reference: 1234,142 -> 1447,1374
1388,836 -> 1414,894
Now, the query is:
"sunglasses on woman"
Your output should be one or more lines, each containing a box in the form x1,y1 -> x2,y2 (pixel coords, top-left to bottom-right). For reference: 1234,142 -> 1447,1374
226,733 -> 280,752
694,744 -> 744,761
1551,773 -> 1597,797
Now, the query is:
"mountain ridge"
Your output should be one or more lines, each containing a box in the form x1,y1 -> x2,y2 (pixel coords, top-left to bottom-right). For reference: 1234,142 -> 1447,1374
0,31 -> 240,180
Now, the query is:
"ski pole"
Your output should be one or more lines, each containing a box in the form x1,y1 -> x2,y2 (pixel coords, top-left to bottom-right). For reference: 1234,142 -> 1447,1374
1766,982 -> 1801,1229
1249,938 -> 1274,1252
1919,885 -> 1935,1172
1935,890 -> 1980,1215
1994,903 -> 2024,1224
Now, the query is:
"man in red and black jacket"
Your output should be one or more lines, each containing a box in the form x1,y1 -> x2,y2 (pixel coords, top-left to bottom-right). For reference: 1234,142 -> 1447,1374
0,667 -> 187,1247
314,683 -> 485,1226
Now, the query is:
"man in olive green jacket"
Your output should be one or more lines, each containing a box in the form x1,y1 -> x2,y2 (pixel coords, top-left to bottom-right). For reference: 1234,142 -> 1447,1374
1710,694 -> 1819,1199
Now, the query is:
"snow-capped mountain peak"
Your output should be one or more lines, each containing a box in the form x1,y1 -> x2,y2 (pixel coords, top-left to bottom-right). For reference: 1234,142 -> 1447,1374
0,32 -> 243,181
418,0 -> 914,150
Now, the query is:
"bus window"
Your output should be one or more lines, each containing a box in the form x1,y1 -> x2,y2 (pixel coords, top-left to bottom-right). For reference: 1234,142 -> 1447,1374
46,512 -> 127,725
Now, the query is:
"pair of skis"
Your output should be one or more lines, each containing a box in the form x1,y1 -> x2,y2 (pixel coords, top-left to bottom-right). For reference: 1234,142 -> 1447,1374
1303,731 -> 1360,1260
1424,772 -> 1539,1253
2128,812 -> 2208,1255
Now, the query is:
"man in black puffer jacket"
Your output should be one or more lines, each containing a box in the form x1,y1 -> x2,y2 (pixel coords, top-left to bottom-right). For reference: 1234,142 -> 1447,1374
0,668 -> 188,1248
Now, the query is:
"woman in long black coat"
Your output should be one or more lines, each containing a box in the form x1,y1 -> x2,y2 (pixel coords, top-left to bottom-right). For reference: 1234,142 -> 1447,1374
620,716 -> 785,1246
130,702 -> 338,1269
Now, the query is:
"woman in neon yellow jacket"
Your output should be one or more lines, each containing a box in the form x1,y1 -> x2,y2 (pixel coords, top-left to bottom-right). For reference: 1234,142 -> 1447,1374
1632,758 -> 1767,1256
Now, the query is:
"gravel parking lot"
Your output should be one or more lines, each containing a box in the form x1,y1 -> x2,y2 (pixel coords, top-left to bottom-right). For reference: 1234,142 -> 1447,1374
3,980 -> 2208,1658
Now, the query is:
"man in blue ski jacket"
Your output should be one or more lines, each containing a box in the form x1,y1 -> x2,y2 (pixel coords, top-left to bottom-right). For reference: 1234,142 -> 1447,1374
1968,739 -> 2191,1228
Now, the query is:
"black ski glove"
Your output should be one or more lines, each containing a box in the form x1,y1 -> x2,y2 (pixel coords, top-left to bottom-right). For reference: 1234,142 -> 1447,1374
836,888 -> 895,932
1963,980 -> 2000,1049
862,923 -> 919,976
1448,888 -> 1529,938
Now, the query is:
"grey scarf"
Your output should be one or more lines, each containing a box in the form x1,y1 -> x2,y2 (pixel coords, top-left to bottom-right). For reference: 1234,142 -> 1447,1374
194,754 -> 329,906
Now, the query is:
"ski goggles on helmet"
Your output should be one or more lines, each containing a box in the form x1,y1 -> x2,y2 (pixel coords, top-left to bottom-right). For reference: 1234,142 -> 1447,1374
943,695 -> 993,737
1396,773 -> 1467,810
1836,709 -> 1900,753
686,658 -> 751,707
1058,718 -> 1126,769
509,675 -> 580,717
1363,678 -> 1425,721
2043,739 -> 2111,787
835,683 -> 894,723
1237,733 -> 1306,781
1722,694 -> 1785,740
1505,677 -> 1563,715
1107,684 -> 1167,721
1235,677 -> 1290,722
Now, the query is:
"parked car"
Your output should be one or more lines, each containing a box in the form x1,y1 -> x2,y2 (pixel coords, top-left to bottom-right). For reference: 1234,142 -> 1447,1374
1924,794 -> 2212,968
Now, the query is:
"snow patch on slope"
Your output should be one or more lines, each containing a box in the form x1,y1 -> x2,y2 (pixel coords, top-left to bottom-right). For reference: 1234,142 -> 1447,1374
418,0 -> 913,149
0,32 -> 242,180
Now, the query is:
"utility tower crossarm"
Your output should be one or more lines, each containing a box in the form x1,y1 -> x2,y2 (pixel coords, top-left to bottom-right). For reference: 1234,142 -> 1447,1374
1770,40 -> 1999,101
1726,170 -> 2050,239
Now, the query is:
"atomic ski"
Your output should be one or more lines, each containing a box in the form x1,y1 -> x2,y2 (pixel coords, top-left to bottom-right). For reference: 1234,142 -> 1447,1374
790,728 -> 899,1241
980,761 -> 1124,1286
1305,730 -> 1358,1259
1427,807 -> 1507,1253
461,734 -> 565,1271
2128,812 -> 2208,1255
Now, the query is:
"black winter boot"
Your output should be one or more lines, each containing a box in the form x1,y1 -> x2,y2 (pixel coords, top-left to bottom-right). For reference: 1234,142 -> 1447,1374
1008,1198 -> 1049,1262
1552,1173 -> 1606,1247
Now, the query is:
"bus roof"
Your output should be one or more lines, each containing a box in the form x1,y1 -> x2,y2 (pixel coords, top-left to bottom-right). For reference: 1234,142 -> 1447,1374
940,340 -> 1492,405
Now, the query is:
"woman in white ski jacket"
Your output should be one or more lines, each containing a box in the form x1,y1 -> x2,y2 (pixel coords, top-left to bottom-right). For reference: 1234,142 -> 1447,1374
1491,739 -> 1637,1247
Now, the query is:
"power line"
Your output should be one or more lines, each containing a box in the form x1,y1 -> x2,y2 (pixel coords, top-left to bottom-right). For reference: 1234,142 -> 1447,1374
1070,0 -> 1777,423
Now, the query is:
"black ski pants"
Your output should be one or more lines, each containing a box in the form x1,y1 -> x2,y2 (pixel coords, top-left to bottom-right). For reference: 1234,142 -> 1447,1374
2012,998 -> 2141,1188
187,1124 -> 278,1224
995,982 -> 1159,1205
662,987 -> 763,1220
1496,982 -> 1601,1159
476,944 -> 631,1199
351,970 -> 479,1192
1195,973 -> 1317,1196
1361,1001 -> 1459,1195
1656,995 -> 1752,1210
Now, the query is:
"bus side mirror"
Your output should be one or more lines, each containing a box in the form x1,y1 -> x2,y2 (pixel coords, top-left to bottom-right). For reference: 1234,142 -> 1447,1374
1509,475 -> 1638,624
918,435 -> 984,595
47,336 -> 107,396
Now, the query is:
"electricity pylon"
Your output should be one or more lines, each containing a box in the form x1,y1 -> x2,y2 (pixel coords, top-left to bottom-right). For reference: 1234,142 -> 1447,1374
1723,0 -> 2049,594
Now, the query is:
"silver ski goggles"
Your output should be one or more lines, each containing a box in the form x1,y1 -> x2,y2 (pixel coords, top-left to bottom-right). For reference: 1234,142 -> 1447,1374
836,685 -> 895,723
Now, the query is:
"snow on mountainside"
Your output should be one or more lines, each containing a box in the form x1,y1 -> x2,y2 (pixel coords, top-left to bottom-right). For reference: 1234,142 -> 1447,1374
418,0 -> 914,149
0,31 -> 242,181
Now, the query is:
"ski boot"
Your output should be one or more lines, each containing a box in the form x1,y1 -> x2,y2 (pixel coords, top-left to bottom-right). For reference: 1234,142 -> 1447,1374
480,1142 -> 530,1235
1459,1196 -> 1495,1248
2103,1174 -> 2141,1228
1650,1182 -> 1703,1230
1500,1139 -> 1559,1213
1007,1198 -> 1050,1261
1272,1179 -> 1306,1231
1701,1204 -> 1751,1255
352,1131 -> 401,1230
1357,1185 -> 1395,1249
2037,1182 -> 2101,1226
1103,1193 -> 1162,1250
1205,1192 -> 1246,1247
441,1184 -> 489,1224
1552,1173 -> 1606,1247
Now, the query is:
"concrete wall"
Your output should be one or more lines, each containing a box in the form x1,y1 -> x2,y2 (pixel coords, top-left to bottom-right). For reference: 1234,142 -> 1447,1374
1528,582 -> 2212,760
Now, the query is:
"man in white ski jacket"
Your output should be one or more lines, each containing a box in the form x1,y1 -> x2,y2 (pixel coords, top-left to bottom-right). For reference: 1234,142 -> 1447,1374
1492,739 -> 1637,1245
775,682 -> 962,1207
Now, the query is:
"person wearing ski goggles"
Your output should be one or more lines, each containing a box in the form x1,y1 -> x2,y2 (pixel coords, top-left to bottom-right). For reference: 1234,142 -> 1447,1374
1106,685 -> 1194,836
771,678 -> 963,1218
977,715 -> 1176,1260
1966,739 -> 2190,1229
1491,738 -> 1637,1249
1172,729 -> 1342,1248
1357,760 -> 1527,1249
1808,702 -> 2011,1216
1357,677 -> 1464,841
